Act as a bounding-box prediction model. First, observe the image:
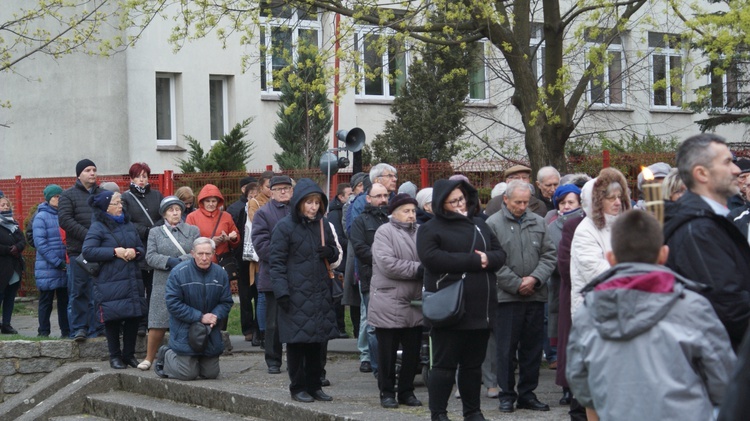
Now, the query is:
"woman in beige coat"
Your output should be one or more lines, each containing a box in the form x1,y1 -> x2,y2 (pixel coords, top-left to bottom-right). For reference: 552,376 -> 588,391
368,193 -> 424,409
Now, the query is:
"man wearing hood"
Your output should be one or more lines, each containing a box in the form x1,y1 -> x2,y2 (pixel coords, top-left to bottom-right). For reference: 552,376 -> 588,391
568,210 -> 735,421
663,133 -> 750,350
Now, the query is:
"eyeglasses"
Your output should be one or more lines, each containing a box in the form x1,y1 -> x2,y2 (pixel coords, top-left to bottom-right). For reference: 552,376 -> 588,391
446,196 -> 466,207
380,174 -> 398,180
108,201 -> 123,207
271,186 -> 291,193
369,194 -> 389,199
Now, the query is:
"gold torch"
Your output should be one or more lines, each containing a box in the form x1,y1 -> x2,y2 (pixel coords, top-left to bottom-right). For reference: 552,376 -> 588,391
641,166 -> 665,225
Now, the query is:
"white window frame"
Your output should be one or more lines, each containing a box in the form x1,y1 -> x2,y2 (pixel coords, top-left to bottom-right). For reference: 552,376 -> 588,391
354,26 -> 409,99
530,23 -> 545,87
468,41 -> 489,103
586,37 -> 627,108
209,76 -> 229,145
649,32 -> 684,109
259,6 -> 321,95
708,59 -> 747,110
155,73 -> 177,146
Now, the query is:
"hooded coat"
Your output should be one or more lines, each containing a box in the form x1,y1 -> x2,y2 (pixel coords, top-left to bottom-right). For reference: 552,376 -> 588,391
185,184 -> 240,261
32,202 -> 67,291
416,179 -> 506,330
567,263 -> 736,421
664,190 -> 750,349
269,178 -> 340,344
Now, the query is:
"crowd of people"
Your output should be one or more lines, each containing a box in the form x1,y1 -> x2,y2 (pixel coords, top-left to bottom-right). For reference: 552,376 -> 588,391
1,131 -> 749,419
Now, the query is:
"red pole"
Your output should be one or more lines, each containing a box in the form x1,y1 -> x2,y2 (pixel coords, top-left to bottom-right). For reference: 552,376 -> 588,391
420,158 -> 429,188
163,170 -> 174,196
266,165 -> 273,172
15,175 -> 23,226
330,13 -> 342,200
603,150 -> 610,168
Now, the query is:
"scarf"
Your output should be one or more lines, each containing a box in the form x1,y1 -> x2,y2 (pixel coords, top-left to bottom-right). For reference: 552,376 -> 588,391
106,213 -> 126,224
0,210 -> 18,233
131,183 -> 149,196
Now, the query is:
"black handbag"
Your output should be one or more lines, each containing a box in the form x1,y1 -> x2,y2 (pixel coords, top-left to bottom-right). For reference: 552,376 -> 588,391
188,321 -> 212,352
75,254 -> 101,277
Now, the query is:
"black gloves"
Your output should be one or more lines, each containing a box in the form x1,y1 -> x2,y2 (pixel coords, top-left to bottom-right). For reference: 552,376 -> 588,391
9,245 -> 19,258
277,295 -> 290,312
167,257 -> 181,269
316,245 -> 336,260
416,264 -> 425,280
57,262 -> 67,271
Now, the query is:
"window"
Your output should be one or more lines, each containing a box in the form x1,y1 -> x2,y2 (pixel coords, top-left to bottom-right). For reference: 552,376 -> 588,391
156,73 -> 178,146
469,42 -> 487,101
709,59 -> 748,109
649,32 -> 683,108
586,32 -> 625,107
259,1 -> 320,93
209,76 -> 229,143
354,28 -> 408,98
530,23 -> 545,87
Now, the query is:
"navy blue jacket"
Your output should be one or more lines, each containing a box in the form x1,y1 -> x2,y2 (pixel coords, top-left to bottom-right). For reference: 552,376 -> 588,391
82,208 -> 146,323
32,202 -> 67,291
165,259 -> 233,357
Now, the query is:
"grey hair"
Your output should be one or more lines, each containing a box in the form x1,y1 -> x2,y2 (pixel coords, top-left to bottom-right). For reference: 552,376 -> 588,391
491,182 -> 508,198
661,168 -> 685,200
605,182 -> 623,197
560,173 -> 592,187
370,163 -> 397,182
505,180 -> 533,198
677,133 -> 727,190
193,237 -> 216,251
536,166 -> 561,182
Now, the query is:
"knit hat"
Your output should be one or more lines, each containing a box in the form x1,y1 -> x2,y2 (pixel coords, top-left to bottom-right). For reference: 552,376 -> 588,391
43,184 -> 63,203
159,195 -> 185,215
269,175 -> 293,188
504,165 -> 531,180
99,182 -> 121,193
88,190 -> 114,212
240,176 -> 257,188
736,158 -> 750,174
416,188 -> 433,210
449,174 -> 470,184
491,182 -> 508,199
350,172 -> 367,189
76,159 -> 96,178
398,181 -> 418,198
388,193 -> 419,215
552,184 -> 582,209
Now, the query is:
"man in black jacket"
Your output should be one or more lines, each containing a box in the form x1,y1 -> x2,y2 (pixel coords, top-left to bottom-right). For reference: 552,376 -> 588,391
350,182 -> 390,374
58,159 -> 103,341
664,133 -> 750,351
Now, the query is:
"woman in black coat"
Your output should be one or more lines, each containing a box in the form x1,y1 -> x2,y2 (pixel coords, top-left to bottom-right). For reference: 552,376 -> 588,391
0,197 -> 26,334
416,179 -> 506,421
269,178 -> 339,403
82,191 -> 146,369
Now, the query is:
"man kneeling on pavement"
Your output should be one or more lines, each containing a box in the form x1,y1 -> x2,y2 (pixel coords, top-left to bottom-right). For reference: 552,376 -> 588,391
154,237 -> 233,380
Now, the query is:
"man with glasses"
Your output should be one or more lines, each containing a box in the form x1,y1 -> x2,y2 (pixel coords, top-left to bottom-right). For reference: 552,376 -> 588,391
252,175 -> 293,373
350,183 -> 390,375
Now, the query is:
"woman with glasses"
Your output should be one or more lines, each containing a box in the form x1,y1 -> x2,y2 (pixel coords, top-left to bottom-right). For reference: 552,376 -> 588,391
417,179 -> 507,421
82,191 -> 146,369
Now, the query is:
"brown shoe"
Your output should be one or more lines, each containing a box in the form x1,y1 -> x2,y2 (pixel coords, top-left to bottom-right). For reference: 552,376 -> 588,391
244,334 -> 253,342
548,361 -> 557,370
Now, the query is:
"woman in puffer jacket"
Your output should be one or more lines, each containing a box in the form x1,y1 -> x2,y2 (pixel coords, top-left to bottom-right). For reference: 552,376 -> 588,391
82,191 -> 146,369
33,184 -> 69,338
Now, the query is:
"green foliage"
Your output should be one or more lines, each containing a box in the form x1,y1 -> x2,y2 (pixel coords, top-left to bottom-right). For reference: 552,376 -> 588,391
566,132 -> 680,157
176,118 -> 255,173
369,41 -> 477,164
273,42 -> 333,170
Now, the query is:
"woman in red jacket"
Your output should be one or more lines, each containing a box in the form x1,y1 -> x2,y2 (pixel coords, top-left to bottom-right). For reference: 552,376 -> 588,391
185,184 -> 240,261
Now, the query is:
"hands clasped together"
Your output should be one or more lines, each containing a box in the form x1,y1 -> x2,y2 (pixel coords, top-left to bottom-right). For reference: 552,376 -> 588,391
114,247 -> 137,261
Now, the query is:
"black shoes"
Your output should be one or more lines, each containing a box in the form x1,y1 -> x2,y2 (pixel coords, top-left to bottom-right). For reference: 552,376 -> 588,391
154,345 -> 169,378
338,331 -> 349,339
268,365 -> 281,374
359,361 -> 373,373
291,391 -> 314,403
1,325 -> 17,334
320,378 -> 331,387
560,388 -> 572,405
380,396 -> 398,408
73,329 -> 87,342
398,395 -> 423,407
123,357 -> 139,368
431,414 -> 451,421
517,397 -> 550,411
310,389 -> 332,401
137,326 -> 147,337
109,357 -> 127,369
498,399 -> 515,413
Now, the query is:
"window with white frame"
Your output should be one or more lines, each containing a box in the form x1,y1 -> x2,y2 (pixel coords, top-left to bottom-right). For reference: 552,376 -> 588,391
469,42 -> 488,101
155,73 -> 178,146
709,59 -> 748,110
354,28 -> 408,98
259,1 -> 320,93
586,32 -> 625,107
649,32 -> 683,108
530,23 -> 545,87
209,76 -> 229,143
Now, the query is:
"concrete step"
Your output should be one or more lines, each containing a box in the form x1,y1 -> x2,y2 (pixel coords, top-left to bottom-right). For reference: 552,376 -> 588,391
86,391 -> 265,421
49,416 -> 112,421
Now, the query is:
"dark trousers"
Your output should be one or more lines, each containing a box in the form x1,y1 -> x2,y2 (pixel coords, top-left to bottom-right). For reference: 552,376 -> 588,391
287,342 -> 323,394
334,296 -> 345,333
428,328 -> 490,418
38,287 -> 69,336
67,260 -> 101,337
237,261 -> 258,335
350,304 -> 360,337
0,281 -> 20,326
104,317 -> 140,359
496,301 -> 545,401
263,291 -> 283,368
376,326 -> 422,399
139,269 -> 153,329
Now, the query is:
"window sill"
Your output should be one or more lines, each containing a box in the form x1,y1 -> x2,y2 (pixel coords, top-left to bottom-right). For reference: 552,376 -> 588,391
156,145 -> 187,152
261,93 -> 282,101
649,108 -> 693,114
354,98 -> 395,105
589,106 -> 634,113
466,101 -> 497,109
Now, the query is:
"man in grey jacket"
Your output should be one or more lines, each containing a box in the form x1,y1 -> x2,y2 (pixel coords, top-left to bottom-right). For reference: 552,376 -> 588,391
486,180 -> 556,413
567,210 -> 735,421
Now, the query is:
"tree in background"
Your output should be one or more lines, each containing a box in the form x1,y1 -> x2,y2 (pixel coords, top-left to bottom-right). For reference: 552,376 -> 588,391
369,41 -> 478,164
273,40 -> 332,170
176,118 -> 255,173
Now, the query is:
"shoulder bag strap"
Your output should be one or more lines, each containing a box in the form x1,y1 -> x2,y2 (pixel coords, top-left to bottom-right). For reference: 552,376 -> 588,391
209,211 -> 223,238
436,225 -> 477,288
162,225 -> 187,256
127,191 -> 155,227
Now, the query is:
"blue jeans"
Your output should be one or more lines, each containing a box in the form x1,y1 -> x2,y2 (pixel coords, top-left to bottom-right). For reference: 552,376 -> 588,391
67,259 -> 102,337
543,302 -> 557,362
0,281 -> 20,326
359,290 -> 378,371
257,291 -> 267,332
38,287 -> 69,336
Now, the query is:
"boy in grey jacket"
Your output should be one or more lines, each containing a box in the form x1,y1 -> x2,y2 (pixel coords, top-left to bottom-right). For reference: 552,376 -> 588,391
567,210 -> 736,421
